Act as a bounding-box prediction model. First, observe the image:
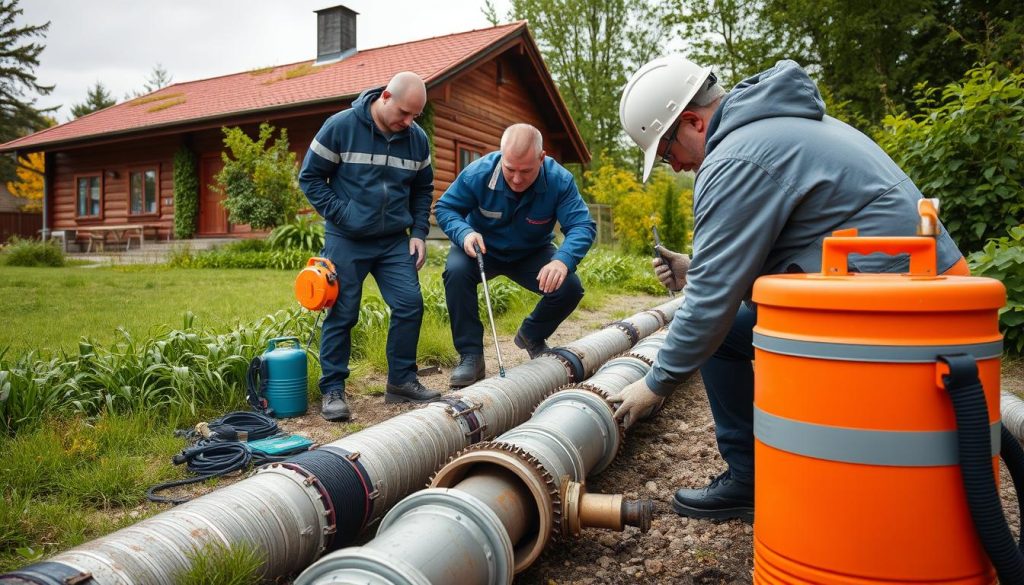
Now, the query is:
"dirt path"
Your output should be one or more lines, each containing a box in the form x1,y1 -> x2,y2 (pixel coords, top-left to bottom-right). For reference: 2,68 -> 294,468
206,295 -> 1020,584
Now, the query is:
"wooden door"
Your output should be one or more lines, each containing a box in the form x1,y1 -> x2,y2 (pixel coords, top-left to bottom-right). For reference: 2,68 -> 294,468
198,155 -> 228,235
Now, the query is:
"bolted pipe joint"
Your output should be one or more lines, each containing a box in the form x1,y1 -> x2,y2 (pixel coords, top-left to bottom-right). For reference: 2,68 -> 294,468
561,480 -> 654,537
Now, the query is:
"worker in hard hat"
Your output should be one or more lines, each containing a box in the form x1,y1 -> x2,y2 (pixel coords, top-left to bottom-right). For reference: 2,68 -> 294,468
434,123 -> 596,388
612,57 -> 968,522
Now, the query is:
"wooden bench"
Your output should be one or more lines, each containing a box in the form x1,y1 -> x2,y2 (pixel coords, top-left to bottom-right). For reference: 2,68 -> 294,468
79,224 -> 154,252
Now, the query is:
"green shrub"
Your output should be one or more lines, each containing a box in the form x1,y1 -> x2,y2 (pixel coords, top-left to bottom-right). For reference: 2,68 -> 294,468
878,64 -> 1024,252
584,163 -> 693,254
1,237 -> 64,267
223,238 -> 268,253
968,225 -> 1024,355
168,247 -> 308,270
216,123 -> 304,230
579,249 -> 663,294
268,214 -> 325,251
173,147 -> 199,239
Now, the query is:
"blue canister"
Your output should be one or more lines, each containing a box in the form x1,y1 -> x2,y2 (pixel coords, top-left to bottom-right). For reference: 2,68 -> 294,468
255,337 -> 308,418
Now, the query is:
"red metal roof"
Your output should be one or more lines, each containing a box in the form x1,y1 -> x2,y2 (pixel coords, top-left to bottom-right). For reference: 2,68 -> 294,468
2,22 -> 528,152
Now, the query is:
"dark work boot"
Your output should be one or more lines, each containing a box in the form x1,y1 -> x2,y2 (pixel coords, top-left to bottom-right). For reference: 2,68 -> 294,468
450,354 -> 486,388
385,379 -> 442,404
514,330 -> 549,360
672,470 -> 754,523
320,391 -> 351,422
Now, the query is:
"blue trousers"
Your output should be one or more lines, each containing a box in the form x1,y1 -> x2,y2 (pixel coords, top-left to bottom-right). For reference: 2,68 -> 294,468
700,303 -> 757,484
443,244 -> 584,356
319,232 -> 423,393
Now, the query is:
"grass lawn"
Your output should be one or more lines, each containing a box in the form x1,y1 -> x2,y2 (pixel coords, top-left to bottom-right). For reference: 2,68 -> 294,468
0,265 -> 302,355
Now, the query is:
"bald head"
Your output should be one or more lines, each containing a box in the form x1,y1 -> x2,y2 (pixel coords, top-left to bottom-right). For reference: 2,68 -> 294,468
499,124 -> 545,193
500,123 -> 544,159
386,71 -> 426,102
373,72 -> 427,134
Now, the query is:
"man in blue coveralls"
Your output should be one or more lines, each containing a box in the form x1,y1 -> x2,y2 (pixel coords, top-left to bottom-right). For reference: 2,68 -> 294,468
434,123 -> 597,388
299,71 -> 441,422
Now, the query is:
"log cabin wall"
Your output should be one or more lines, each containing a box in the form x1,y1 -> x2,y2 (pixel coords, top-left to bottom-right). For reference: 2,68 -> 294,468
430,53 -> 561,196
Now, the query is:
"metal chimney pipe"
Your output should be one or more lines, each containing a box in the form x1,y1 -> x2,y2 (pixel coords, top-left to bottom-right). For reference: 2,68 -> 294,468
1,301 -> 681,585
295,334 -> 668,584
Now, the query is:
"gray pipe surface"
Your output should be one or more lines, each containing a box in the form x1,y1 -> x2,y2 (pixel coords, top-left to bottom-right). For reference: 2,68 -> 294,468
297,333 -> 669,584
1,299 -> 681,585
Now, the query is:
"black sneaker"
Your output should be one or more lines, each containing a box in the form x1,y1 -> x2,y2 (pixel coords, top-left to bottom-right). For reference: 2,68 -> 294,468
450,354 -> 486,388
385,379 -> 442,404
321,391 -> 351,422
672,470 -> 754,522
514,330 -> 549,359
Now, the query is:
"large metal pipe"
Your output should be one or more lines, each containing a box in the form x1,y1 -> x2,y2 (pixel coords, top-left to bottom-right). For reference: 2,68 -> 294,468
295,334 -> 668,585
1,300 -> 681,585
1002,390 -> 1024,441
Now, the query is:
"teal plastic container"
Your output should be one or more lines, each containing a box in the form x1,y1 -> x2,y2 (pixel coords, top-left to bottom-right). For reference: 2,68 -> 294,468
261,337 -> 308,418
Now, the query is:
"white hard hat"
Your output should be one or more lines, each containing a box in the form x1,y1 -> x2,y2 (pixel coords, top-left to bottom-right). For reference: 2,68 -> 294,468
619,55 -> 714,182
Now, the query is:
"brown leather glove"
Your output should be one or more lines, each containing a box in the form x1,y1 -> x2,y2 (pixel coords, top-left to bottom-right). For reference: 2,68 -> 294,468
653,246 -> 690,292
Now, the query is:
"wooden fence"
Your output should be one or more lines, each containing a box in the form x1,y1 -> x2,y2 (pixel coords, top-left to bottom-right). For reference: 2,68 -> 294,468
0,212 -> 42,243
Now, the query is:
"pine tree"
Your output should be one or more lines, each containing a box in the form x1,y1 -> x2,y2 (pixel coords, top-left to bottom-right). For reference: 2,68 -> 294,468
0,0 -> 54,183
143,63 -> 173,93
70,82 -> 117,118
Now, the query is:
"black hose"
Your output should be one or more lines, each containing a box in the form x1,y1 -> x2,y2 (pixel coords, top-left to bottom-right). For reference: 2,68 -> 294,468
1000,425 -> 1024,553
941,353 -> 1024,583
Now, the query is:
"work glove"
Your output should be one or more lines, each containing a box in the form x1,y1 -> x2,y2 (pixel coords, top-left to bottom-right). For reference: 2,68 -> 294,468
608,378 -> 666,430
653,247 -> 690,293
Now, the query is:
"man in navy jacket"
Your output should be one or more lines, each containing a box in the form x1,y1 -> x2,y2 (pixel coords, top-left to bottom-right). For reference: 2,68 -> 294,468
434,124 -> 596,388
299,71 -> 440,421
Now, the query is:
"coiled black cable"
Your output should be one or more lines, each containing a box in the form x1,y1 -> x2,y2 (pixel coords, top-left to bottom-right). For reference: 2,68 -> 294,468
147,411 -> 290,505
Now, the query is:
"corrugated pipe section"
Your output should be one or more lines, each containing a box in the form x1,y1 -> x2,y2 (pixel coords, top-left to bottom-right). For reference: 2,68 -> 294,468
295,333 -> 668,585
1,300 -> 681,585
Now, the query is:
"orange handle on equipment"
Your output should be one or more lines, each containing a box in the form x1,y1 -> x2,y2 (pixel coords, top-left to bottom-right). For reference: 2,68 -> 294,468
307,256 -> 336,273
820,229 -> 937,277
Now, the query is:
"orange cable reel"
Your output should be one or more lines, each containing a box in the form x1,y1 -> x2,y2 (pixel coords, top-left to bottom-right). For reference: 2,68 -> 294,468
295,257 -> 339,311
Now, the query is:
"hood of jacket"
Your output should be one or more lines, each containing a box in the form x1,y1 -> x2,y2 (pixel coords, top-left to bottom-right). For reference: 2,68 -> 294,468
705,60 -> 826,156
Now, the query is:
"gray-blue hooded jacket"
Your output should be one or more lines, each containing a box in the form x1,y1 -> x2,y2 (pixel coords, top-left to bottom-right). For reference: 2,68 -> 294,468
646,60 -> 963,395
299,87 -> 433,240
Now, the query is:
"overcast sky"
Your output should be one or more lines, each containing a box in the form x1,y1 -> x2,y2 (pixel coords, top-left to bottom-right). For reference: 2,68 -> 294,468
19,0 -> 510,122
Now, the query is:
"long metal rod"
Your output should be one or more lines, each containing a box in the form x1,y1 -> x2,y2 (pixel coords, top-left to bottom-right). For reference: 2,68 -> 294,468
474,243 -> 506,376
0,299 -> 682,585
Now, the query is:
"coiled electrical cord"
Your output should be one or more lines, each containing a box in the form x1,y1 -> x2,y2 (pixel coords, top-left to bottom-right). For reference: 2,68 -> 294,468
146,411 -> 290,505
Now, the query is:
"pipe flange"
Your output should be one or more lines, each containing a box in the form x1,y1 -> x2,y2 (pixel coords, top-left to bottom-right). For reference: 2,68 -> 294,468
644,308 -> 670,326
430,441 -> 561,572
609,320 -> 641,345
623,350 -> 654,367
545,347 -> 586,383
256,463 -> 336,555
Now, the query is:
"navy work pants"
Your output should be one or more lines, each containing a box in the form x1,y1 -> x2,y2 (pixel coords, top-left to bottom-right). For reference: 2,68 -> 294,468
699,303 -> 756,484
319,232 -> 423,394
443,244 -> 584,356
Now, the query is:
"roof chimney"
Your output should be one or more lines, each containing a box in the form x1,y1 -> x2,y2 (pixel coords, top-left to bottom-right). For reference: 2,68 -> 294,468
315,5 -> 358,65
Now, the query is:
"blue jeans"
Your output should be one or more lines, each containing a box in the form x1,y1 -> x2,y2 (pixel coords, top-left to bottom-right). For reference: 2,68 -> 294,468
699,303 -> 756,484
319,232 -> 423,394
442,244 -> 584,355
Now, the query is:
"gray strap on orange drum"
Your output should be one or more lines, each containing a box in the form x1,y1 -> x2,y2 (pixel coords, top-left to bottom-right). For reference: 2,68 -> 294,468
753,332 -> 1003,362
755,406 -> 1001,466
